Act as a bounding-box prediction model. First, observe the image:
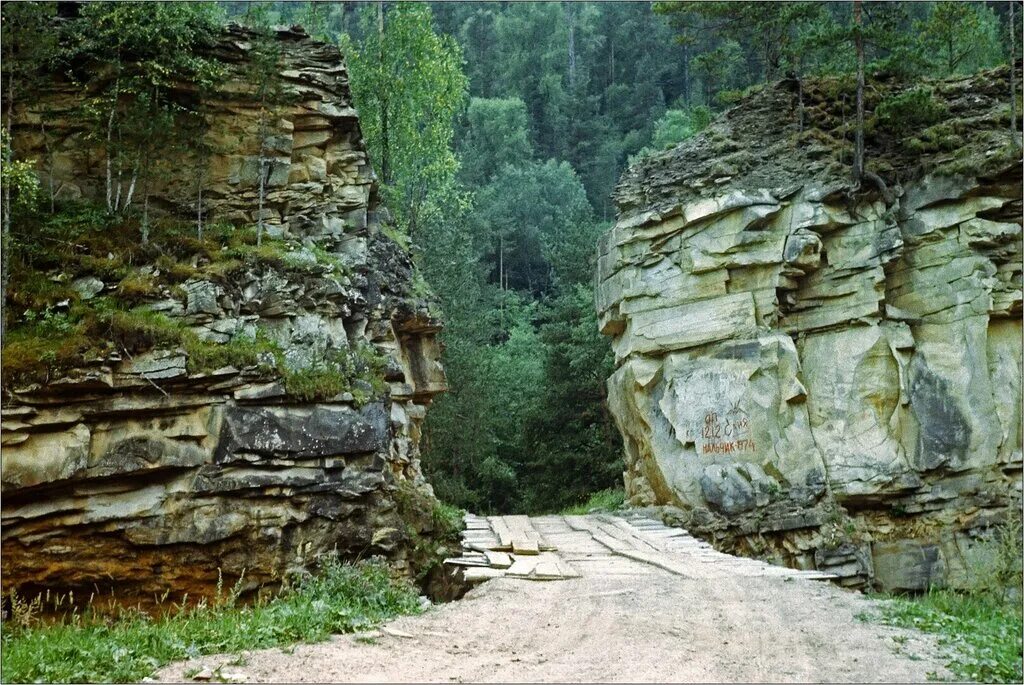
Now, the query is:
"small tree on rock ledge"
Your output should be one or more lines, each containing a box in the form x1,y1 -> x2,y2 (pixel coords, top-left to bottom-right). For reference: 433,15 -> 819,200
65,2 -> 223,238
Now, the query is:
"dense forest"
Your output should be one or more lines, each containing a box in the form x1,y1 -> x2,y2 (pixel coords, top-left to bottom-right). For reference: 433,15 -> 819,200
3,1 -> 1020,514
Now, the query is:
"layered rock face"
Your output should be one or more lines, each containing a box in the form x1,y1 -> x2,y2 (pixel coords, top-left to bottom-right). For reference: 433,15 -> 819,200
598,67 -> 1022,590
2,26 -> 447,601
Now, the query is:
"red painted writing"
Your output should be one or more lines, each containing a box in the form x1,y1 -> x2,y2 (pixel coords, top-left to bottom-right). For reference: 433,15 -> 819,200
702,439 -> 757,454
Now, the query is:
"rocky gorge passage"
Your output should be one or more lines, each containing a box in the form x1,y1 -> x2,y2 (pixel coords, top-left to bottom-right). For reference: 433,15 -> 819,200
158,514 -> 947,683
597,65 -> 1023,591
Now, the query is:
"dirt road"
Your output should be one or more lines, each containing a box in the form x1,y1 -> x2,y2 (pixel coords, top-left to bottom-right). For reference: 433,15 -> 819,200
157,514 -> 947,683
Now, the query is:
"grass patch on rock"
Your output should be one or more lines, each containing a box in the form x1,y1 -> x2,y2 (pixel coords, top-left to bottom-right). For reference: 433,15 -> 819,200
0,559 -> 421,684
3,201 -> 375,399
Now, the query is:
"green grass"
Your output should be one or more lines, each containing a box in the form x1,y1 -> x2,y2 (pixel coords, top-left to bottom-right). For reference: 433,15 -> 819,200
560,488 -> 625,515
863,589 -> 1022,683
0,559 -> 421,684
3,202 -> 383,400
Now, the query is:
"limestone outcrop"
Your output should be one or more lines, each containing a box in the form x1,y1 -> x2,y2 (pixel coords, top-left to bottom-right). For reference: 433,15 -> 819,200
598,66 -> 1022,591
1,25 -> 448,602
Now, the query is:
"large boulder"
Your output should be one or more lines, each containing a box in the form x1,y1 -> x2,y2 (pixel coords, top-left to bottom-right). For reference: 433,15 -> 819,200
598,65 -> 1022,590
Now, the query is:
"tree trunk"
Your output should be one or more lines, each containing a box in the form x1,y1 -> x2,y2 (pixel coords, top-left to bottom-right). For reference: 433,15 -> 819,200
1011,1 -> 1020,151
499,232 -> 505,330
124,156 -> 140,213
798,76 -> 804,133
105,104 -> 116,212
796,53 -> 804,134
681,41 -> 691,106
141,192 -> 150,244
257,138 -> 267,247
197,178 -> 204,239
378,0 -> 390,185
609,39 -> 615,87
2,58 -> 13,344
42,120 -> 55,212
566,1 -> 577,90
853,0 -> 865,184
114,165 -> 122,213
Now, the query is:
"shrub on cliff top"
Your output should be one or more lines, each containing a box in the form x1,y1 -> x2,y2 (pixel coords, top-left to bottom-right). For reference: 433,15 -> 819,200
874,87 -> 948,136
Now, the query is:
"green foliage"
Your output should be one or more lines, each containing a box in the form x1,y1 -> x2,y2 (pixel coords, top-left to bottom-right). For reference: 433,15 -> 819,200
651,106 -> 713,149
656,2 -> 826,85
2,202 -> 378,399
114,273 -> 160,305
0,559 -> 420,684
917,2 -> 1005,75
182,332 -> 277,376
865,590 -> 1022,683
343,2 -> 468,240
520,285 -> 622,512
972,512 -> 1024,600
430,500 -> 465,541
471,159 -> 597,292
61,2 -> 225,225
280,343 -> 388,405
875,88 -> 948,136
860,514 -> 1023,683
631,105 -> 714,162
0,131 -> 40,213
459,97 -> 534,186
281,361 -> 352,402
657,0 -> 1013,102
561,488 -> 625,516
392,480 -> 465,581
320,2 -> 629,513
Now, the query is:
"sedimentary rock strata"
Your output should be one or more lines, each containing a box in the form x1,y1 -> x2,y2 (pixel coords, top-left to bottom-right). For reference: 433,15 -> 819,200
2,25 -> 448,602
598,65 -> 1022,591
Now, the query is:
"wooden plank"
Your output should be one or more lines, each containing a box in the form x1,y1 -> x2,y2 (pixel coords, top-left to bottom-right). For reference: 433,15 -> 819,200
598,520 -> 663,553
443,556 -> 491,568
484,550 -> 513,569
504,515 -> 541,542
511,539 -> 540,555
505,514 -> 556,550
533,561 -> 562,579
463,567 -> 506,583
488,517 -> 515,550
463,542 -> 494,554
506,557 -> 539,578
592,532 -> 629,553
556,559 -> 580,578
463,535 -> 500,545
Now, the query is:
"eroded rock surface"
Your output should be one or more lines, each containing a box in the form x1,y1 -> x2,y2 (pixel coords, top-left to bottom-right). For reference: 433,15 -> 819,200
2,26 -> 448,602
598,66 -> 1022,591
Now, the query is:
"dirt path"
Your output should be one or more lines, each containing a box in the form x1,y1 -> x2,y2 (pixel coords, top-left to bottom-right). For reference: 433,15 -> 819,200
157,514 -> 947,683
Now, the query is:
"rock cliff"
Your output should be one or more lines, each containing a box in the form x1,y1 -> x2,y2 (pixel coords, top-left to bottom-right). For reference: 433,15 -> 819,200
2,25 -> 449,602
598,66 -> 1022,591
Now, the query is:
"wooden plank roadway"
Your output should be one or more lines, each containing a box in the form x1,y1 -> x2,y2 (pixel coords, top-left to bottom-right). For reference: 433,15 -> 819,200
445,513 -> 836,585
